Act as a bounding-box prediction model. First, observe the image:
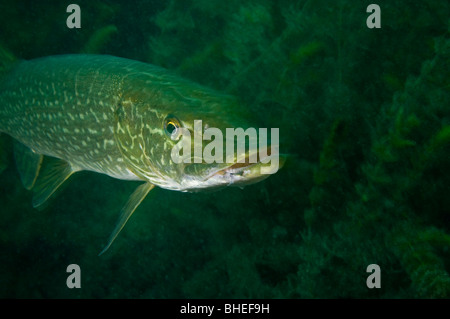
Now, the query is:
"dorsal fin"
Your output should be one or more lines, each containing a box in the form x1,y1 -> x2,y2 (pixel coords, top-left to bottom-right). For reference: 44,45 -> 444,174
0,43 -> 18,78
98,182 -> 155,256
32,157 -> 74,208
13,141 -> 43,190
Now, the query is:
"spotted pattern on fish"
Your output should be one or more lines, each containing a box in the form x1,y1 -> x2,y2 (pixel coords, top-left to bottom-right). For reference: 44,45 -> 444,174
0,55 -> 169,181
0,54 -> 281,254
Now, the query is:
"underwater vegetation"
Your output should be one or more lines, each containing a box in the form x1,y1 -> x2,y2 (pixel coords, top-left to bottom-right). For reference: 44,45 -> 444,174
0,0 -> 449,298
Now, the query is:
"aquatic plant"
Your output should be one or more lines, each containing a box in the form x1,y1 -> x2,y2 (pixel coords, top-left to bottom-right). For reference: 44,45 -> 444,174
81,25 -> 118,54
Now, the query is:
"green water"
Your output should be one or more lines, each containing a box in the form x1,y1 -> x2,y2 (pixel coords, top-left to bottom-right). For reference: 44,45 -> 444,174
0,0 -> 449,298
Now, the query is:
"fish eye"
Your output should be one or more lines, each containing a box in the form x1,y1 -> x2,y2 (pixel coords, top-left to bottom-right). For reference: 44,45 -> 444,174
164,115 -> 182,140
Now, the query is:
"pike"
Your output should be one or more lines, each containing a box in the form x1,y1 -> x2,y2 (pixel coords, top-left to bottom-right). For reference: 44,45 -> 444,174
0,54 -> 282,254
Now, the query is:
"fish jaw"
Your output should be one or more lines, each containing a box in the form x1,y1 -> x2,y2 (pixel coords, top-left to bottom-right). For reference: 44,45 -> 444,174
177,146 -> 285,191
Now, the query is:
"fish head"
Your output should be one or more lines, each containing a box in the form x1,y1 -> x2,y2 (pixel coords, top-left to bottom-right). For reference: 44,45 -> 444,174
114,74 -> 284,191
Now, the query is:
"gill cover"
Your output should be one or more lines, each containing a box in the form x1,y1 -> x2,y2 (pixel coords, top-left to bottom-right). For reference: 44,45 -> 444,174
113,98 -> 161,181
99,99 -> 158,255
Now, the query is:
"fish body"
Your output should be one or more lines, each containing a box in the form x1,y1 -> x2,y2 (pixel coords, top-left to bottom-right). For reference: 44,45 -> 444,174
1,55 -> 168,182
0,54 -> 281,253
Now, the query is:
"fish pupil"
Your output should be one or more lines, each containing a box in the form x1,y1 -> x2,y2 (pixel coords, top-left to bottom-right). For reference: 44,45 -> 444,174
164,115 -> 181,140
166,122 -> 176,134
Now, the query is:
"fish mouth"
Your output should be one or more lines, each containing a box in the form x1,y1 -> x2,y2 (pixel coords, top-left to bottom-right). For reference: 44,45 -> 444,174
206,145 -> 284,185
211,155 -> 261,177
180,145 -> 285,191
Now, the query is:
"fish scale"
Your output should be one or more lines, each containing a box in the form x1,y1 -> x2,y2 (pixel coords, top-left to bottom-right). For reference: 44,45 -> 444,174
0,55 -> 137,180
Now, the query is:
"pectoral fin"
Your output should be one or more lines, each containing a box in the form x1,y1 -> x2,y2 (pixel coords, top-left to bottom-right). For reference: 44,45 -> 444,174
13,141 -> 43,190
98,182 -> 155,256
32,157 -> 74,208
